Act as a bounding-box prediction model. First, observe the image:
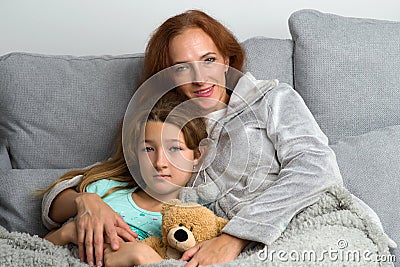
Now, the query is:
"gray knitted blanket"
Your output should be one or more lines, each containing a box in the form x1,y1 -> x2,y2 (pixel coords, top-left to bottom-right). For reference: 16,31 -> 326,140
0,186 -> 394,266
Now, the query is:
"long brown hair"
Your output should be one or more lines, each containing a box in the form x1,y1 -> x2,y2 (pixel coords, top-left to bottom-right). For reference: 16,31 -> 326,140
143,9 -> 245,83
41,92 -> 207,196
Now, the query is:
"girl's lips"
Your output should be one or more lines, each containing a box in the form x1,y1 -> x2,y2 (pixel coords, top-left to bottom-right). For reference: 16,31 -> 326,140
154,174 -> 171,179
194,85 -> 214,97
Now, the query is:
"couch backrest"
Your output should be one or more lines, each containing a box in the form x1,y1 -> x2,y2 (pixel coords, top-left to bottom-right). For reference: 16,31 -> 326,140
289,9 -> 400,144
0,39 -> 294,170
0,53 -> 144,169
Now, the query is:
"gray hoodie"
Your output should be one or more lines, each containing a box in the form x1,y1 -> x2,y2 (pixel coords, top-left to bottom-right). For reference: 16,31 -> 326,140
179,73 -> 343,245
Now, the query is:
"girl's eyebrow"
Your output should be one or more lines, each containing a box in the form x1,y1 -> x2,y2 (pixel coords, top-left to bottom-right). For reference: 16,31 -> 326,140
164,139 -> 185,143
141,139 -> 184,144
172,52 -> 217,65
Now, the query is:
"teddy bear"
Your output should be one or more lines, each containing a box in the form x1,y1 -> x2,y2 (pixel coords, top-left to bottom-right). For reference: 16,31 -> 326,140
141,199 -> 228,260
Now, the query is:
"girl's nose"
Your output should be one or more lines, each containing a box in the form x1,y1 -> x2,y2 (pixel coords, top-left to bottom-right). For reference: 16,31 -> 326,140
155,149 -> 168,169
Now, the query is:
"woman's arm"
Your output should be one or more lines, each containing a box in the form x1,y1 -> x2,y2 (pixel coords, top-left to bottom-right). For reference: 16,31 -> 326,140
181,233 -> 249,266
179,83 -> 343,266
222,84 -> 343,244
49,188 -> 79,223
42,177 -> 138,267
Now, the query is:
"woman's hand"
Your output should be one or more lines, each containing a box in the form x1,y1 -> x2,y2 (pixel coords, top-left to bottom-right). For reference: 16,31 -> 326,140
104,242 -> 163,267
74,192 -> 138,266
181,233 -> 249,266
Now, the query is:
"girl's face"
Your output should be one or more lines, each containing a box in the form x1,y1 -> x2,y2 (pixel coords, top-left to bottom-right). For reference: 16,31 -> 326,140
138,121 -> 198,197
169,28 -> 230,112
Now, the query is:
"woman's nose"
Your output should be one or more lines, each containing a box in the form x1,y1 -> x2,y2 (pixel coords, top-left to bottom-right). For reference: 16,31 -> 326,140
191,63 -> 206,84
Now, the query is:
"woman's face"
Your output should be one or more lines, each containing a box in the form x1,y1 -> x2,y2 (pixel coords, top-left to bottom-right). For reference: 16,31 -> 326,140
169,28 -> 230,112
138,121 -> 197,197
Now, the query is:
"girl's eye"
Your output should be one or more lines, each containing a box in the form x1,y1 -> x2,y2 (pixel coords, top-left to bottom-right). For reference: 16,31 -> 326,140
144,147 -> 154,152
169,146 -> 182,152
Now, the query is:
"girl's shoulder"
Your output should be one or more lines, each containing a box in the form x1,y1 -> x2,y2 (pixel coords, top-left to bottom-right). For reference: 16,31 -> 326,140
86,179 -> 132,195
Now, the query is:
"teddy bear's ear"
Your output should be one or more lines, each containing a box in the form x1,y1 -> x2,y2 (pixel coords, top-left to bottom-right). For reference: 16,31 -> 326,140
215,216 -> 228,232
161,199 -> 181,214
166,199 -> 181,206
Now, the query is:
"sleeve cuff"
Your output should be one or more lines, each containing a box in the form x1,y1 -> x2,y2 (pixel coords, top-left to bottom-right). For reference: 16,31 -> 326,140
222,215 -> 283,245
41,174 -> 83,230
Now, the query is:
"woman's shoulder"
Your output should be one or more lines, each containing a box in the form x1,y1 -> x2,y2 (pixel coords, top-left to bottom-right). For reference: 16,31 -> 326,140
239,72 -> 295,97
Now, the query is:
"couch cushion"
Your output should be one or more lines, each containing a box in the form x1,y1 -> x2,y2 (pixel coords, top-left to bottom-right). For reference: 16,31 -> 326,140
0,52 -> 144,169
289,9 -> 400,144
0,168 -> 72,237
242,37 -> 294,86
330,125 -> 400,256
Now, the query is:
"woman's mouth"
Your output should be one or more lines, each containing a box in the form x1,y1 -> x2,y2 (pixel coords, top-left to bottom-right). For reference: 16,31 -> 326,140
194,85 -> 214,97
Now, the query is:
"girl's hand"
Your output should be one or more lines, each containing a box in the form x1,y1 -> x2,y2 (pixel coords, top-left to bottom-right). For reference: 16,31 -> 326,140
44,221 -> 77,246
104,242 -> 163,267
74,192 -> 138,266
181,233 -> 249,267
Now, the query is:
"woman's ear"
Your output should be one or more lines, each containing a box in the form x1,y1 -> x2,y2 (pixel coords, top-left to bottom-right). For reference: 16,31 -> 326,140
224,56 -> 230,72
193,147 -> 203,166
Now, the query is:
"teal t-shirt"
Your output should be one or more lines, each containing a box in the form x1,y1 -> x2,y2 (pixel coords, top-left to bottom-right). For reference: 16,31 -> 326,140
86,179 -> 162,240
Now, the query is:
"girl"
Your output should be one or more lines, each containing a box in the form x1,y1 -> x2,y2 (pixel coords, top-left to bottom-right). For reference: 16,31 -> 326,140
43,91 -> 207,266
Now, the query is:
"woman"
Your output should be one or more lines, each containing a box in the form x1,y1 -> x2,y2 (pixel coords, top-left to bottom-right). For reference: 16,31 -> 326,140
42,10 -> 342,266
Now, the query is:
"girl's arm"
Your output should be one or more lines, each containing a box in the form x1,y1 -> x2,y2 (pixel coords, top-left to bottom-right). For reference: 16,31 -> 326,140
104,242 -> 163,267
44,221 -> 77,246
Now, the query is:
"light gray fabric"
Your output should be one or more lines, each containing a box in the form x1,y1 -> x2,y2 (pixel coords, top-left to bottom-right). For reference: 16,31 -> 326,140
0,52 -> 144,169
289,9 -> 400,144
1,186 -> 394,266
180,73 -> 342,245
330,125 -> 400,259
242,37 -> 294,86
0,144 -> 11,170
0,169 -> 72,237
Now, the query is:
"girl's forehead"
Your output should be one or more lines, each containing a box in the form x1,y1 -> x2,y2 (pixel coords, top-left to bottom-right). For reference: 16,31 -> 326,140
142,121 -> 184,141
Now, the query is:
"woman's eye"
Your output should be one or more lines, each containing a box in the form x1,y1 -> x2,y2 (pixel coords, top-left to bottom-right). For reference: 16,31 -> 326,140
174,64 -> 188,72
205,57 -> 216,64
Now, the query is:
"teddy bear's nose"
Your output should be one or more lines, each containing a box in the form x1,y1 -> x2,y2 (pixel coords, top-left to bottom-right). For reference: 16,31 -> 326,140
174,229 -> 188,242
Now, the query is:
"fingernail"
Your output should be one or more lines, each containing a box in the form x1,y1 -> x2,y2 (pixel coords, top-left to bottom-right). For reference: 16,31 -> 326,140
97,261 -> 102,266
88,261 -> 94,266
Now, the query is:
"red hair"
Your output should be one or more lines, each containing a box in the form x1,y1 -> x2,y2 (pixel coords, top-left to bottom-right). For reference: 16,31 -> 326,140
142,9 -> 245,83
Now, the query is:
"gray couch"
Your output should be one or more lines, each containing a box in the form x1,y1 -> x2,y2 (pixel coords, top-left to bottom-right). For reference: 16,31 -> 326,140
1,9 -> 399,263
